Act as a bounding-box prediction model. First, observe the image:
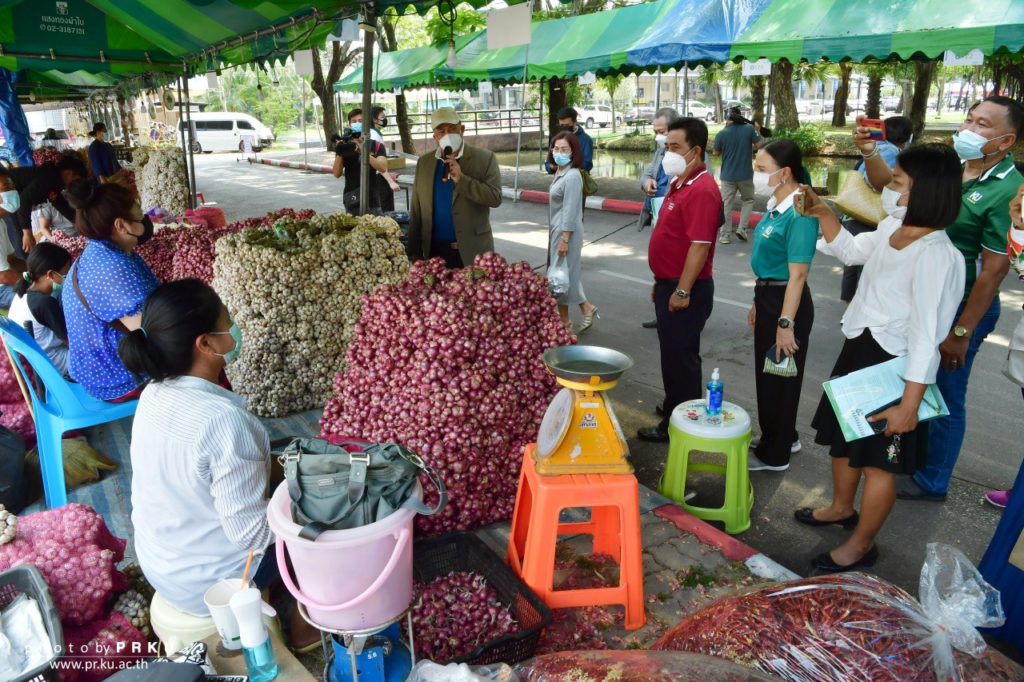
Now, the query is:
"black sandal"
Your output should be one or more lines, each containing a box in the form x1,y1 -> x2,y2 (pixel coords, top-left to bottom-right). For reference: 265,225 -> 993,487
793,507 -> 859,529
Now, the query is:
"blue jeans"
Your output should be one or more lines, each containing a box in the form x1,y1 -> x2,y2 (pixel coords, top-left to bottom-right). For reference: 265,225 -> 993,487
914,296 -> 1001,495
0,284 -> 13,310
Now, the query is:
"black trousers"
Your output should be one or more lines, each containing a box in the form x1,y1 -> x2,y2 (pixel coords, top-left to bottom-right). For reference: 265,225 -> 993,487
429,240 -> 464,269
655,278 -> 714,430
753,283 -> 814,467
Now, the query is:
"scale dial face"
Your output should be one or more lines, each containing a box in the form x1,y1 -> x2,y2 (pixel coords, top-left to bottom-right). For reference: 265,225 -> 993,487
537,387 -> 574,458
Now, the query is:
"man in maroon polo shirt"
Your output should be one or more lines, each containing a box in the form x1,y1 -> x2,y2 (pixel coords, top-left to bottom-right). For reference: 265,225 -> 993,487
638,117 -> 723,442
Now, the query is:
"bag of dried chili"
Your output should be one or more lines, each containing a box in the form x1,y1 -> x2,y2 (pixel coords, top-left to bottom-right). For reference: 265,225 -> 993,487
513,650 -> 786,681
654,545 -> 1010,682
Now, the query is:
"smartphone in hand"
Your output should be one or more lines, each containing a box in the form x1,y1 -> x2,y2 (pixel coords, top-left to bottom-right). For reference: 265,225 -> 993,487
861,118 -> 886,141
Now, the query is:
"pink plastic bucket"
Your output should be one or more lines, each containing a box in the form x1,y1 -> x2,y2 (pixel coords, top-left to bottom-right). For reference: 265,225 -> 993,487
267,481 -> 417,630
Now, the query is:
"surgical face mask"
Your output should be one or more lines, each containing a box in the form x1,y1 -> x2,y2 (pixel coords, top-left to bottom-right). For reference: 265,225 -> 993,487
51,272 -> 64,298
130,215 -> 154,246
953,129 -> 1009,161
552,152 -> 572,167
654,134 -> 668,147
438,133 -> 462,153
661,148 -> 694,177
753,168 -> 783,195
349,122 -> 363,134
210,322 -> 243,365
881,185 -> 907,220
560,124 -> 574,133
0,190 -> 20,213
377,116 -> 388,128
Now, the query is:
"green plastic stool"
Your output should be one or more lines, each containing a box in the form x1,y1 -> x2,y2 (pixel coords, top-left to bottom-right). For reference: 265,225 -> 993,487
658,398 -> 753,534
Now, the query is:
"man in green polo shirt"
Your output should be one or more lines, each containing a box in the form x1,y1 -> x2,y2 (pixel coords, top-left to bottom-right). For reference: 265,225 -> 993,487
900,96 -> 1021,500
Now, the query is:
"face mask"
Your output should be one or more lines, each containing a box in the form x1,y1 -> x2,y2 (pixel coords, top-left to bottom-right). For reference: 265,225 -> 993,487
661,149 -> 694,177
753,169 -> 783,196
906,133 -> 913,147
210,322 -> 243,365
953,129 -> 1008,161
654,134 -> 668,147
0,190 -> 20,213
377,117 -> 388,128
560,124 -> 574,133
881,186 -> 907,219
51,272 -> 64,299
349,122 -> 363,134
552,152 -> 572,167
439,133 -> 462,153
131,215 -> 154,246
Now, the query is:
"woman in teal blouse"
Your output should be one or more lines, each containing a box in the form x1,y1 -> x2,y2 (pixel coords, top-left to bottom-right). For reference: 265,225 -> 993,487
746,139 -> 819,472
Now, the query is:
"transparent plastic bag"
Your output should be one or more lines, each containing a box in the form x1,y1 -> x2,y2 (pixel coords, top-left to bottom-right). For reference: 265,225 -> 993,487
547,257 -> 569,298
654,545 -> 1006,682
407,660 -> 519,682
513,650 -> 785,681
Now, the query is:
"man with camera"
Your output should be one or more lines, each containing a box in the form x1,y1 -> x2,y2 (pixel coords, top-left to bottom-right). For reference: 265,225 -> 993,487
332,108 -> 398,214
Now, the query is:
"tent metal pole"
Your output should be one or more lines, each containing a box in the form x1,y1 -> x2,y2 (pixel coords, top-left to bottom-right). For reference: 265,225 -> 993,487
765,62 -> 775,129
184,72 -> 198,210
538,77 -> 545,168
177,77 -> 192,204
359,11 -> 377,216
512,0 -> 534,202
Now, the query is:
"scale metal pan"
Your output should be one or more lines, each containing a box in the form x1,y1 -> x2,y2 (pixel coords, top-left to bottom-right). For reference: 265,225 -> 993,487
542,345 -> 634,384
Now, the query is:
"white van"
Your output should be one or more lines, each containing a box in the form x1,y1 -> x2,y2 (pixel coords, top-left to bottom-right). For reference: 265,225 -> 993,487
178,112 -> 273,153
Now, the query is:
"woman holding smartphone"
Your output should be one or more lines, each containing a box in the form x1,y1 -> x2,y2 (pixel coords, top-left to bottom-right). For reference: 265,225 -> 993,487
794,143 -> 965,572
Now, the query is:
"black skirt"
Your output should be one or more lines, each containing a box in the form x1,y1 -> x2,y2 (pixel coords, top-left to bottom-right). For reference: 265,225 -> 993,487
811,330 -> 929,474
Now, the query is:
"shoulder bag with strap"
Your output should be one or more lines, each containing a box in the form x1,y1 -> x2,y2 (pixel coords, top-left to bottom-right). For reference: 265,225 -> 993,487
580,169 -> 599,198
72,263 -> 130,334
277,437 -> 447,541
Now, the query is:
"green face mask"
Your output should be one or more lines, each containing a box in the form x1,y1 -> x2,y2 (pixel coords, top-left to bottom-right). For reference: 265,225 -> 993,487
210,322 -> 243,365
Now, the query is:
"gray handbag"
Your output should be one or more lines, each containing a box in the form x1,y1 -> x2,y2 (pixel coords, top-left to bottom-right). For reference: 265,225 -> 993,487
277,438 -> 447,540
1003,313 -> 1024,387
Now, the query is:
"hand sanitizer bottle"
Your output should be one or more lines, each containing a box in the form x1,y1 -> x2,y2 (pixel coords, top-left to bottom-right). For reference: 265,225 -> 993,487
706,368 -> 723,416
229,587 -> 278,682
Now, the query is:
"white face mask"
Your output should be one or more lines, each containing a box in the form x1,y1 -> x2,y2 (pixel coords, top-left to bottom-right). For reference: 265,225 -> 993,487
881,185 -> 907,220
438,133 -> 462,153
654,134 -> 668,147
752,168 -> 783,196
661,149 -> 694,177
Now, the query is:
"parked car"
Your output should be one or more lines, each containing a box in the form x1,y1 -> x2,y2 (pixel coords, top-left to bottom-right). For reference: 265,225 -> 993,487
679,101 -> 716,121
178,111 -> 273,152
624,107 -> 656,124
576,104 -> 621,128
719,100 -> 753,120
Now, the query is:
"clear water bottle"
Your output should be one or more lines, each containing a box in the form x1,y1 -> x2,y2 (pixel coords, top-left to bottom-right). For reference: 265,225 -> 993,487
706,367 -> 723,416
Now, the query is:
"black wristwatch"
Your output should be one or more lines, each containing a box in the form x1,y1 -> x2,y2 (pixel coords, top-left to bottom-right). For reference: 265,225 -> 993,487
674,289 -> 690,299
778,316 -> 795,329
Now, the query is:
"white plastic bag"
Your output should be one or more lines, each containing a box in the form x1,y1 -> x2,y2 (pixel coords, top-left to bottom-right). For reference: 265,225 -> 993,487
406,660 -> 519,682
547,257 -> 569,298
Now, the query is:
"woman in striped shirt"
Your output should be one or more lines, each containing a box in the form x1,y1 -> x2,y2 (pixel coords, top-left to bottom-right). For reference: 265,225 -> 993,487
119,278 -> 317,650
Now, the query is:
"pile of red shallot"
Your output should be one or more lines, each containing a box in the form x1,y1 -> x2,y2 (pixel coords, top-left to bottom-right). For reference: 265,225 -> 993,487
410,570 -> 518,662
320,253 -> 574,533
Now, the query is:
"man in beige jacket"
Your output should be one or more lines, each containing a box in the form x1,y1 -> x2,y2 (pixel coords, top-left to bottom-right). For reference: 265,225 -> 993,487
408,107 -> 503,268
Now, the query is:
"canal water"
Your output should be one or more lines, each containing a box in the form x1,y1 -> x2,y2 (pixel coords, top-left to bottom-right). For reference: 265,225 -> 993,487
495,149 -> 858,187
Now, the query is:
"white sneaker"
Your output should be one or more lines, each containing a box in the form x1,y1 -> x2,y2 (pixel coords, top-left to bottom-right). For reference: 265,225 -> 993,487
748,452 -> 790,472
719,234 -> 731,244
750,436 -> 801,453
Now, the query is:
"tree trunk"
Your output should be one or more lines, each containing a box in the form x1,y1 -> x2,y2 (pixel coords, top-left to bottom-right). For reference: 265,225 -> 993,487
750,75 -> 766,121
910,60 -> 936,134
712,81 -> 723,123
310,42 -> 360,144
898,80 -> 912,114
548,76 -> 567,137
865,75 -> 882,119
772,59 -> 799,131
379,17 -> 416,153
831,62 -> 853,127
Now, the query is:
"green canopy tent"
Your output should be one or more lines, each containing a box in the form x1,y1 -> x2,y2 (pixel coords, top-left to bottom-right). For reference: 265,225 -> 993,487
334,31 -> 481,94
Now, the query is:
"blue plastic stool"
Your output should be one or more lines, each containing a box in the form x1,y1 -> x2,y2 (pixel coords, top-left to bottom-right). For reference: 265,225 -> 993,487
0,315 -> 138,508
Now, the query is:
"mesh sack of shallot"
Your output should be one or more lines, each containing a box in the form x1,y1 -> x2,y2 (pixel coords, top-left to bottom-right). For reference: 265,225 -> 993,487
654,549 -> 1010,682
320,254 -> 575,534
213,211 -> 409,417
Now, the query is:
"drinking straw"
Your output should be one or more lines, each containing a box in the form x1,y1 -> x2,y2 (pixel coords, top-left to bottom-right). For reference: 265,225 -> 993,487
239,550 -> 255,589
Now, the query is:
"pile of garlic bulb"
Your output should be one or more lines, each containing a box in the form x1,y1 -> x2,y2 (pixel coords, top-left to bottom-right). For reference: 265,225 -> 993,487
0,505 -> 15,546
213,211 -> 409,417
135,146 -> 189,215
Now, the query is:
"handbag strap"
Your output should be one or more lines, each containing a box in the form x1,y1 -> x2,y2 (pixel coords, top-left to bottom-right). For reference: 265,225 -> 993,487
72,263 -> 130,334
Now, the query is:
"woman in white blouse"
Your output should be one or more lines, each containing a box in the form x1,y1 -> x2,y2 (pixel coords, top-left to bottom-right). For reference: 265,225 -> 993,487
119,278 -> 317,649
793,143 -> 966,572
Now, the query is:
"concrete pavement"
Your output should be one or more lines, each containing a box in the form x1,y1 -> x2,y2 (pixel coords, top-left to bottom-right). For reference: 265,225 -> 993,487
190,152 -> 1018,597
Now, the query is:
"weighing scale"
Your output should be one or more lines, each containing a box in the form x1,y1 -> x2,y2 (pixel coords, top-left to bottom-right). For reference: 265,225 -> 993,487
534,345 -> 634,475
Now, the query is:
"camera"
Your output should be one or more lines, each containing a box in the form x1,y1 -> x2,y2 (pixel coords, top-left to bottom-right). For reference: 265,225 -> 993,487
333,127 -> 361,156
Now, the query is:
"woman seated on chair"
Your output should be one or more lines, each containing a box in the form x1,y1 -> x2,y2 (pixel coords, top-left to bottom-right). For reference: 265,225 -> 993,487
63,180 -> 158,401
119,279 -> 318,650
8,243 -> 71,377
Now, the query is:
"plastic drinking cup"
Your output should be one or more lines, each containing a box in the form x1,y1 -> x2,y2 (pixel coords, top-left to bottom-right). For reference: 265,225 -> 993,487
203,578 -> 276,650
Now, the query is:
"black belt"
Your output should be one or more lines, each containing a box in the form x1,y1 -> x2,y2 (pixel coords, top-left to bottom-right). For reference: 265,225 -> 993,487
433,241 -> 458,250
755,278 -> 788,287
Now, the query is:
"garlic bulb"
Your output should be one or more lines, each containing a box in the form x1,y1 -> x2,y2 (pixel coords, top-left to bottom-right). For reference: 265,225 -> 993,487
0,505 -> 15,546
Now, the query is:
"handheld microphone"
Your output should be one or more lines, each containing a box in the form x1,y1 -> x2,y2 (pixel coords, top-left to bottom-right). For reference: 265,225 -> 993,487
441,146 -> 453,182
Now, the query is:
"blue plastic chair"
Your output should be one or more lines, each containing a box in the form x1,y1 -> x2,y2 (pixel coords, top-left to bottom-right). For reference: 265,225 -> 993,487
0,315 -> 138,508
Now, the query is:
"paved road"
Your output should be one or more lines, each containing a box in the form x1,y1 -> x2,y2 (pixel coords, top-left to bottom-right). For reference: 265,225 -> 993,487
190,152 -> 1019,594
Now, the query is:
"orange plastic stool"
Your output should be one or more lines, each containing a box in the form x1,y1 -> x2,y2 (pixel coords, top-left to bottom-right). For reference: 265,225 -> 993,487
506,444 -> 645,630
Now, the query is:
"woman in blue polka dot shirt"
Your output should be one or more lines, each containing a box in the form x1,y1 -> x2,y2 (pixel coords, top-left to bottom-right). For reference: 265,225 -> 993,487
63,180 -> 158,401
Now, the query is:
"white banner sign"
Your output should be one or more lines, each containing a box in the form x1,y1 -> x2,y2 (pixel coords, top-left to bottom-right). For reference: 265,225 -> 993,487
478,81 -> 493,94
943,48 -> 984,67
328,18 -> 361,43
206,72 -> 218,90
578,71 -> 597,85
487,4 -> 532,50
293,49 -> 315,76
742,58 -> 772,77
